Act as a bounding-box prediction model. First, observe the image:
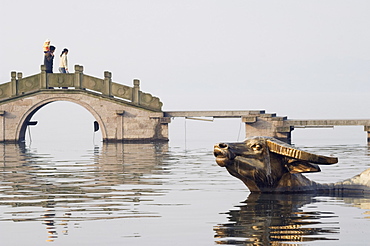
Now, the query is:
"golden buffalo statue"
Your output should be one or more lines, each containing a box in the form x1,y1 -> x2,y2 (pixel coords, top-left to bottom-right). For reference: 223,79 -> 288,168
214,136 -> 370,193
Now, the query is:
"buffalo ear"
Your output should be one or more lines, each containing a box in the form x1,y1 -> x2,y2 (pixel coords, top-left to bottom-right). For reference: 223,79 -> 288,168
286,160 -> 321,174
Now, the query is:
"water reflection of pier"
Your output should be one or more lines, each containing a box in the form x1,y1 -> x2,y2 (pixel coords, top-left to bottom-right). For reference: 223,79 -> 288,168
0,142 -> 168,242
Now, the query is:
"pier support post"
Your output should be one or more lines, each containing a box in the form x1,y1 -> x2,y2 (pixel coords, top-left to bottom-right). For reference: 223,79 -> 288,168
276,126 -> 294,144
364,126 -> 370,143
243,115 -> 293,144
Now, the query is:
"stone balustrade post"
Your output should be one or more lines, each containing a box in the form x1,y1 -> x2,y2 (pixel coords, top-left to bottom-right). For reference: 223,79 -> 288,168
133,79 -> 140,104
40,65 -> 47,89
104,71 -> 112,96
17,72 -> 23,80
74,65 -> 83,89
16,72 -> 23,96
11,71 -> 17,96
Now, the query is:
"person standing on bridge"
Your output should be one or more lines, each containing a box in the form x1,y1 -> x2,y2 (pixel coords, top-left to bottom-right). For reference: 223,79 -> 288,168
59,48 -> 69,73
44,45 -> 56,73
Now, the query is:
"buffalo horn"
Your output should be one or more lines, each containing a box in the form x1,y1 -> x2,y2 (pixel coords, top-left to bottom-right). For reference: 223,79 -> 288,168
266,139 -> 338,164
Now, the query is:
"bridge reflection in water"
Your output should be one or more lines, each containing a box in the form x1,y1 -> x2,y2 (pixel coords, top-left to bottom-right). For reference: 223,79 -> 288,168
0,142 -> 169,242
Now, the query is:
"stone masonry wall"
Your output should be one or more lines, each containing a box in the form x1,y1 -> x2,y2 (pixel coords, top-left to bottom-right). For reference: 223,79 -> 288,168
0,90 -> 168,143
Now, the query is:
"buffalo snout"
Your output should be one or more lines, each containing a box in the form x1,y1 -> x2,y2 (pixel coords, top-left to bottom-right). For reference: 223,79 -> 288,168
214,143 -> 235,167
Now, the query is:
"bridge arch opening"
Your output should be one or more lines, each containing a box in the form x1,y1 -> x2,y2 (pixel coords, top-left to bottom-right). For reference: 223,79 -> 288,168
21,101 -> 103,145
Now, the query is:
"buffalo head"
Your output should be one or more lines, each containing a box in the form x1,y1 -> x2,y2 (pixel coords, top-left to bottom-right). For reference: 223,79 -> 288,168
214,137 -> 338,193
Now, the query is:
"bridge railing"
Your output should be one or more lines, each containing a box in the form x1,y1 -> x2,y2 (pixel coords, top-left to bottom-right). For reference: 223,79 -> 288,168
0,65 -> 162,111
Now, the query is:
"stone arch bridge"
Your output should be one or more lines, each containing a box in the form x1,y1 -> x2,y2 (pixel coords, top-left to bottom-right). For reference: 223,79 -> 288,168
0,65 -> 169,143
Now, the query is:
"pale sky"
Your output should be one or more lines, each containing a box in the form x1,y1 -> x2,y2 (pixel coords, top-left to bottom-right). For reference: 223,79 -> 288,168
1,0 -> 370,144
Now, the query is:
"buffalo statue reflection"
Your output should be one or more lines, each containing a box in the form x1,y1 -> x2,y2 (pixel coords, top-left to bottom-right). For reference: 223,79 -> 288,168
214,136 -> 370,194
214,193 -> 340,244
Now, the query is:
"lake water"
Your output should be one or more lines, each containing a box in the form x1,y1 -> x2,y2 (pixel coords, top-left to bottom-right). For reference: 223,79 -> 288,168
0,127 -> 370,245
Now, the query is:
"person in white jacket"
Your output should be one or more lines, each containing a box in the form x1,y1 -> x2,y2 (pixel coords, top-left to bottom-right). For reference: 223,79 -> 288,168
59,48 -> 69,73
